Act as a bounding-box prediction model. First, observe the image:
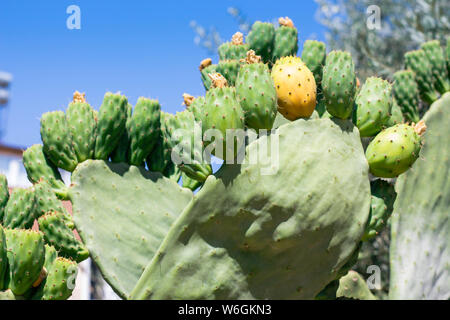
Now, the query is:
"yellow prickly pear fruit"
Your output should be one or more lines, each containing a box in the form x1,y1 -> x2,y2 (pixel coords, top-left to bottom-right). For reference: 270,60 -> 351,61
271,56 -> 317,120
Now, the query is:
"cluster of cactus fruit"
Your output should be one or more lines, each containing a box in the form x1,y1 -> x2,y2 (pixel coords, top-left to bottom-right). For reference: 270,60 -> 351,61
0,16 -> 448,300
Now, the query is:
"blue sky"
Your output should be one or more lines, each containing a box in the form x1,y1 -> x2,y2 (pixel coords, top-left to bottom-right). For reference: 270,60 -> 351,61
0,0 -> 326,149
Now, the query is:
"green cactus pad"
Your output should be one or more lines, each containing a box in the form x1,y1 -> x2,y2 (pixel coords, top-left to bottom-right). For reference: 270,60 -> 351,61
393,70 -> 420,123
2,187 -> 37,229
131,118 -> 371,299
127,98 -> 161,166
236,61 -> 278,131
200,64 -> 219,91
0,174 -> 9,222
404,50 -> 439,104
386,99 -> 404,127
66,99 -> 96,163
420,40 -> 450,94
301,40 -> 326,86
362,180 -> 396,241
336,271 -> 377,300
246,22 -> 275,64
40,111 -> 78,172
110,103 -> 132,163
0,226 -> 7,290
322,51 -> 357,119
37,211 -> 88,263
4,229 -> 45,296
366,123 -> 422,178
94,92 -> 128,160
199,86 -> 245,161
353,77 -> 393,137
390,93 -> 450,299
22,144 -> 68,199
70,160 -> 193,298
272,25 -> 298,63
216,60 -> 241,86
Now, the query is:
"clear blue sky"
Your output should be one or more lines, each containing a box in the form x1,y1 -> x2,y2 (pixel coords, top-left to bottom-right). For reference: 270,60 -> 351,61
0,0 -> 326,149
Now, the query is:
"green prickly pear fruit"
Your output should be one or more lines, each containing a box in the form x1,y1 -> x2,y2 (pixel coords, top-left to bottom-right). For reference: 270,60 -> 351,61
216,60 -> 242,86
128,98 -> 161,166
40,111 -> 78,172
4,228 -> 45,296
94,92 -> 128,160
0,174 -> 9,222
0,225 -> 7,290
2,187 -> 37,229
183,94 -> 205,122
362,180 -> 396,241
404,50 -> 439,104
43,245 -> 57,270
147,112 -> 173,175
38,257 -> 77,300
247,21 -> 275,65
420,40 -> 450,94
110,103 -> 132,163
236,50 -> 278,131
166,110 -> 212,182
353,77 -> 393,137
66,91 -> 96,163
199,58 -> 218,91
34,179 -> 73,229
301,40 -> 326,86
22,145 -> 68,199
366,121 -> 426,178
272,17 -> 298,63
393,70 -> 420,123
322,50 -> 357,119
218,32 -> 249,61
37,211 -> 89,263
386,99 -> 404,127
199,73 -> 245,161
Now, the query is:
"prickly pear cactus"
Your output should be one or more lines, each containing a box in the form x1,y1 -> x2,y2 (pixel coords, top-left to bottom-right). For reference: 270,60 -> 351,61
301,40 -> 326,86
322,51 -> 357,119
404,50 -> 439,104
127,98 -> 161,166
336,271 -> 377,300
216,60 -> 241,86
272,17 -> 298,63
389,93 -> 450,299
246,21 -> 275,65
236,51 -> 278,130
70,160 -> 193,298
0,174 -> 9,222
218,32 -> 249,61
40,111 -> 78,172
66,91 -> 96,163
94,92 -> 128,160
199,59 -> 218,91
2,187 -> 37,229
420,40 -> 450,94
393,70 -> 420,123
22,144 -> 67,199
271,56 -> 317,120
366,122 -> 425,178
4,229 -> 45,296
353,77 -> 393,137
131,118 -> 371,299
